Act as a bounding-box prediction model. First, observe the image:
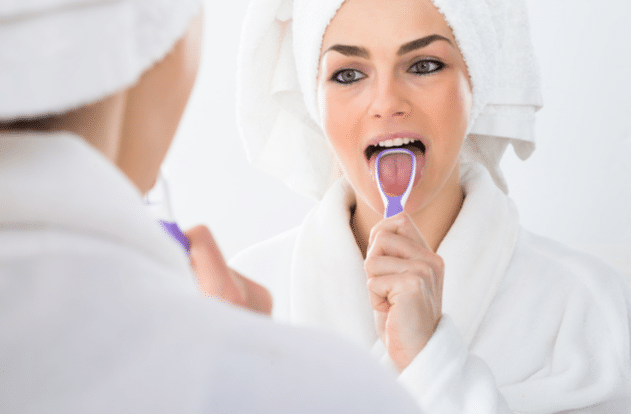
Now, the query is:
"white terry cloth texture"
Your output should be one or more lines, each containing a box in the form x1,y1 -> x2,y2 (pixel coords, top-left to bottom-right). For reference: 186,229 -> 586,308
0,0 -> 202,120
229,164 -> 631,412
0,133 -> 425,414
236,0 -> 543,198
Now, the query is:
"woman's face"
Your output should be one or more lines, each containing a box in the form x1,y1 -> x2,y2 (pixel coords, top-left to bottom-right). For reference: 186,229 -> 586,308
317,0 -> 472,218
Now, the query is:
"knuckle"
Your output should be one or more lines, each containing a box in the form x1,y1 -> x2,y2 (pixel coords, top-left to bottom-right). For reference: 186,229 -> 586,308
432,254 -> 445,275
397,213 -> 414,228
364,256 -> 378,273
366,277 -> 385,295
373,228 -> 388,241
396,272 -> 423,292
366,277 -> 376,290
400,214 -> 413,226
411,261 -> 432,278
369,223 -> 385,240
392,216 -> 407,230
368,230 -> 390,252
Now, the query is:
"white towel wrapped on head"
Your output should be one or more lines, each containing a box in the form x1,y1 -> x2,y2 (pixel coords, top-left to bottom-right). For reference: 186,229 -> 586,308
0,0 -> 203,121
236,0 -> 543,197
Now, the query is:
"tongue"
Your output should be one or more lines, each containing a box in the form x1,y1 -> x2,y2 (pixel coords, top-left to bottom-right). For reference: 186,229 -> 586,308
378,152 -> 413,197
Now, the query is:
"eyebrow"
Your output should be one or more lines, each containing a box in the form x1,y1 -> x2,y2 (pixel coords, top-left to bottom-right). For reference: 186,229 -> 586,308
397,34 -> 453,55
324,44 -> 370,59
323,34 -> 453,59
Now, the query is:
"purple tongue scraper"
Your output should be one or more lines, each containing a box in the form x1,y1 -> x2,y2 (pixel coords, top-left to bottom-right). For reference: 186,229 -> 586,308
145,172 -> 190,253
158,220 -> 190,253
375,148 -> 416,218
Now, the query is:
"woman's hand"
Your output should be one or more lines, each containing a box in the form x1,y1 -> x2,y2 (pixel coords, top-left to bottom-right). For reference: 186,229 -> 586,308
364,213 -> 444,371
185,225 -> 273,315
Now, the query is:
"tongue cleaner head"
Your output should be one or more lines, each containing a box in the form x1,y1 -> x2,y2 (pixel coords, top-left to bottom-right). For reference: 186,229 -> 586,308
375,148 -> 416,218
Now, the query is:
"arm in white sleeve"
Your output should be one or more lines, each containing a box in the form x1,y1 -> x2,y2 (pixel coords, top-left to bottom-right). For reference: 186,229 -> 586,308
398,316 -> 512,413
396,308 -> 629,414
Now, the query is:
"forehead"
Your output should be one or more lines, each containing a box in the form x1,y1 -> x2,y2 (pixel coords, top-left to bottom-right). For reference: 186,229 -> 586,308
321,0 -> 455,52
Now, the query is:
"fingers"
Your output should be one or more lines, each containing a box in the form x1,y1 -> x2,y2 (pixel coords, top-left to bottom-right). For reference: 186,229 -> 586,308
185,225 -> 246,306
231,270 -> 273,316
366,272 -> 440,314
367,268 -> 440,301
366,272 -> 421,313
185,225 -> 273,316
368,212 -> 430,251
366,268 -> 443,371
366,230 -> 439,264
364,213 -> 444,371
365,212 -> 443,279
365,254 -> 442,311
365,252 -> 444,316
366,231 -> 444,277
365,254 -> 440,280
185,225 -> 227,271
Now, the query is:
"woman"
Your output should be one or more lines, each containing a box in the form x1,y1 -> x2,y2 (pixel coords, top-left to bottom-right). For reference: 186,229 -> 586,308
0,1 -> 425,412
231,0 -> 630,411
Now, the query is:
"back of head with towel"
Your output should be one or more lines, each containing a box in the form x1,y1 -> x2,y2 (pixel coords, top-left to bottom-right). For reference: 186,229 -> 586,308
0,1 -> 425,413
228,0 -> 631,411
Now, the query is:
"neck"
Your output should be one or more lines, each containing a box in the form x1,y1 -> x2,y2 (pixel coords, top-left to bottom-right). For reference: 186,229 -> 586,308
0,92 -> 127,162
351,165 -> 464,257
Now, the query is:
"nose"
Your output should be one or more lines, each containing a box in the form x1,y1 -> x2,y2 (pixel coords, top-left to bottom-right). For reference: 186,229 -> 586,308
368,76 -> 411,120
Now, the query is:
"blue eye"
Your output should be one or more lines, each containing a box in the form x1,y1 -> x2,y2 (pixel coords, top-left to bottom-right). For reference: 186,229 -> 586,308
409,59 -> 444,75
332,69 -> 366,84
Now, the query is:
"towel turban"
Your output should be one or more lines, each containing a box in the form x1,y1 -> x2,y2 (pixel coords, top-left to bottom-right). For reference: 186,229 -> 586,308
237,0 -> 542,197
0,0 -> 203,121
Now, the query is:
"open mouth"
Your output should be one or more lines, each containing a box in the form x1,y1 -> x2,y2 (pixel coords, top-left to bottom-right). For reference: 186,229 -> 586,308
366,137 -> 426,194
364,138 -> 426,160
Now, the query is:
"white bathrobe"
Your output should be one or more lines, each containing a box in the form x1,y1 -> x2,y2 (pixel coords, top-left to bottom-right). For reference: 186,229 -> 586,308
230,162 -> 630,413
0,132 -> 423,414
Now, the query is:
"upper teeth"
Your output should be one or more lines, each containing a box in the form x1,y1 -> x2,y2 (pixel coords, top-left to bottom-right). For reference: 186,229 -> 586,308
378,138 -> 416,147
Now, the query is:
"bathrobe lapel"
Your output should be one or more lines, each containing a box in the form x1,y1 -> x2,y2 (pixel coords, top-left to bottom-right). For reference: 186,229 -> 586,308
0,132 -> 192,276
289,179 -> 378,348
288,162 -> 520,348
437,163 -> 520,345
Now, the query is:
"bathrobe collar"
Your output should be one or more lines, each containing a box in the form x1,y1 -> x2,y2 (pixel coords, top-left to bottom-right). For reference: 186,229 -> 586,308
0,131 -> 191,276
288,162 -> 520,347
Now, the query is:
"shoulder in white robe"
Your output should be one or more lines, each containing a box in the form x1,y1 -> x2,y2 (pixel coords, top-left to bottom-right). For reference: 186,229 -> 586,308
230,162 -> 631,413
0,132 -> 423,414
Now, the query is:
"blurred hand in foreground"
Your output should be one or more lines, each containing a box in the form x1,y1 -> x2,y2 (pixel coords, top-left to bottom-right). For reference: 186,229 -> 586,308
185,225 -> 273,315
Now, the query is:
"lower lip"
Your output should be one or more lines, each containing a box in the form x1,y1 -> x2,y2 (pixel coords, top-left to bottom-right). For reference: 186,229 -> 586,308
368,146 -> 425,188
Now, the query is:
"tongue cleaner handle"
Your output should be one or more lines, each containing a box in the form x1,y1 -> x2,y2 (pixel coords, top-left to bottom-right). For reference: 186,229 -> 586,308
146,172 -> 190,254
376,148 -> 417,218
158,220 -> 190,253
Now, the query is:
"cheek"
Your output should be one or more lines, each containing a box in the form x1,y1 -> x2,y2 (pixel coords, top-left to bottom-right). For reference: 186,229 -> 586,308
318,86 -> 355,160
318,85 -> 376,195
432,74 -> 472,152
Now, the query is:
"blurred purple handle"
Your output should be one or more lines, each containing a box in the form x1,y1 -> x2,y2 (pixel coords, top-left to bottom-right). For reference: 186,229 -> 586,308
158,220 -> 190,253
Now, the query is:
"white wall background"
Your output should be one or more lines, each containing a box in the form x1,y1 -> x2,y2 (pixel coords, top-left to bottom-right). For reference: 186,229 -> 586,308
164,0 -> 631,279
